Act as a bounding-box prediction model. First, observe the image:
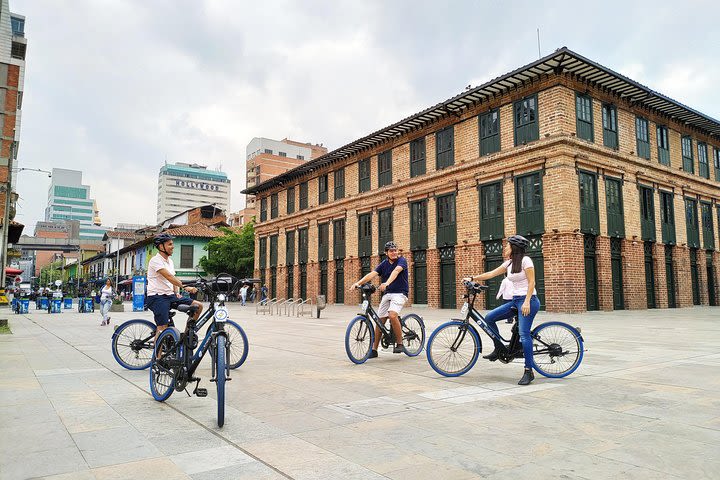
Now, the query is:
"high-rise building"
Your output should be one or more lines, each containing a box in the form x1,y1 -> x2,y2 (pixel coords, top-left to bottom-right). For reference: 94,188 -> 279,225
156,162 -> 230,223
45,168 -> 106,240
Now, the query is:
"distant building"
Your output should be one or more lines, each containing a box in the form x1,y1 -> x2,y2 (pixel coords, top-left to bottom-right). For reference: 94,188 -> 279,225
45,168 -> 107,240
156,162 -> 231,223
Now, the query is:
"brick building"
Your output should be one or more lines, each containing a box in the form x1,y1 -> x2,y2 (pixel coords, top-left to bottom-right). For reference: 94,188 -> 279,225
243,48 -> 720,312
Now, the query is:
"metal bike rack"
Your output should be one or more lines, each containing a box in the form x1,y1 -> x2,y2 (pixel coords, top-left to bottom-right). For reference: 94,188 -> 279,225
287,298 -> 302,316
256,297 -> 276,315
296,298 -> 313,317
272,298 -> 285,315
278,298 -> 294,315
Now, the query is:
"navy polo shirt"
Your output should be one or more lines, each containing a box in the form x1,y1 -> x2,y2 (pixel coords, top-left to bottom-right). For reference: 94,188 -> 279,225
374,256 -> 409,296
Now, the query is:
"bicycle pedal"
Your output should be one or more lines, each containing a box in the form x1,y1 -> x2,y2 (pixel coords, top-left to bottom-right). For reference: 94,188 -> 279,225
195,388 -> 208,397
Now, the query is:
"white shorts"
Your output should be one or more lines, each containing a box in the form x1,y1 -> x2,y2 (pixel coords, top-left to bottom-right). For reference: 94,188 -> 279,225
377,293 -> 408,318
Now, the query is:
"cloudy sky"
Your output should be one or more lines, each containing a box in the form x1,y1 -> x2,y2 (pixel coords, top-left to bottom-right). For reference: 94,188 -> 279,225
13,0 -> 720,232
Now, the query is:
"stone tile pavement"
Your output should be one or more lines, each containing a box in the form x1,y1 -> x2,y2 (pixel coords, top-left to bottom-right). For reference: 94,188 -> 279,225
0,301 -> 718,479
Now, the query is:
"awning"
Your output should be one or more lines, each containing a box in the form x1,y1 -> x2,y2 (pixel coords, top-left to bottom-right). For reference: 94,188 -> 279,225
8,221 -> 24,244
5,267 -> 23,276
118,279 -> 133,285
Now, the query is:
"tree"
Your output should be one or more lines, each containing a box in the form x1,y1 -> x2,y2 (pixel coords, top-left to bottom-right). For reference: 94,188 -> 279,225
199,222 -> 255,278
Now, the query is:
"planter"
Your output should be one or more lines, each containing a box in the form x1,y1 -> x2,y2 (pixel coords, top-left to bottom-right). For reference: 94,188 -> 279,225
109,303 -> 125,313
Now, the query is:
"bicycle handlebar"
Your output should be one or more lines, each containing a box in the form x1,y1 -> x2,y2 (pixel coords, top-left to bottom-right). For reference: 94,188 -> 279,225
462,280 -> 490,293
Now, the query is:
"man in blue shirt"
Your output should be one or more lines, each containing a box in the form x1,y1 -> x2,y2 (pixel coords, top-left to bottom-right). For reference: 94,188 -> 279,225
350,241 -> 409,357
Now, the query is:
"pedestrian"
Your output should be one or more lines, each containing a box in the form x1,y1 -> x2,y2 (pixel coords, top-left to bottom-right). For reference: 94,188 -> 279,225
260,284 -> 268,305
99,279 -> 113,326
240,283 -> 248,306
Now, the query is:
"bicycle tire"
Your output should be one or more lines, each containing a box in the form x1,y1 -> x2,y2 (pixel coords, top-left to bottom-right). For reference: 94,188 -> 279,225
224,320 -> 249,369
111,319 -> 156,370
426,320 -> 481,377
345,315 -> 374,364
216,334 -> 227,427
400,313 -> 426,357
150,327 -> 180,402
531,321 -> 584,378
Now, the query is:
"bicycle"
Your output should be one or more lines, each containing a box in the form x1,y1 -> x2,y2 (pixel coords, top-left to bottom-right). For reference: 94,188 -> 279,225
149,278 -> 239,427
111,282 -> 248,371
426,281 -> 584,378
345,283 -> 426,364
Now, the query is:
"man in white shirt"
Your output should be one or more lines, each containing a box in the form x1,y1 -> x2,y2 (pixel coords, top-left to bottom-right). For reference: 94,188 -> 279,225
146,234 -> 200,341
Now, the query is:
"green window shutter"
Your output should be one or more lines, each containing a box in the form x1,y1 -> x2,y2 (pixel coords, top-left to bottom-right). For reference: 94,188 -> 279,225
270,193 -> 278,219
639,186 -> 656,241
701,202 -> 715,250
318,223 -> 329,261
514,95 -> 539,146
259,237 -> 267,268
602,104 -> 618,149
682,136 -> 694,173
685,199 -> 700,248
635,117 -> 650,159
479,110 -> 500,155
436,126 -> 454,169
358,158 -> 371,192
358,213 -> 372,257
579,171 -> 600,234
409,200 -> 428,250
660,191 -> 676,245
285,231 -> 295,265
269,235 -> 278,266
286,187 -> 295,214
714,148 -> 720,181
657,126 -> 670,165
378,208 -> 393,254
410,138 -> 426,177
333,219 -> 345,259
479,182 -> 503,240
318,175 -> 328,204
259,197 -> 267,221
575,93 -> 594,142
605,177 -> 625,238
515,172 -> 544,235
436,193 -> 456,246
378,150 -> 392,187
334,169 -> 345,200
299,182 -> 308,210
698,143 -> 709,179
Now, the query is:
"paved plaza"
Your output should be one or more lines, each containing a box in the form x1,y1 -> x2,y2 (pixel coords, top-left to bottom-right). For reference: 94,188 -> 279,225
1,301 -> 719,479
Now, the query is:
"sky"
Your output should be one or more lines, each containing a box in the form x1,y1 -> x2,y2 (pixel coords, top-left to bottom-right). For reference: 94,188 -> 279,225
12,0 -> 720,232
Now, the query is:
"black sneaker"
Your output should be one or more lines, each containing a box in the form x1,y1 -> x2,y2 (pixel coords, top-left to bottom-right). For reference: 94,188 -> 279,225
393,344 -> 404,354
482,349 -> 500,361
518,368 -> 535,386
368,350 -> 378,359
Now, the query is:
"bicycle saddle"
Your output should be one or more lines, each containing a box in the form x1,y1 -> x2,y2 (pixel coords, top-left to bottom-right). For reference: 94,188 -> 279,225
176,304 -> 199,315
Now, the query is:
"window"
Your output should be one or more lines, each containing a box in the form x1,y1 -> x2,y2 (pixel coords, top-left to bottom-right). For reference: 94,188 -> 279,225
410,200 -> 428,250
685,198 -> 700,248
436,126 -> 454,169
11,16 -> 24,37
514,95 -> 539,145
10,41 -> 25,60
334,169 -> 345,200
639,186 -> 656,241
333,219 -> 345,259
656,126 -> 670,165
660,191 -> 675,245
410,137 -> 426,177
358,213 -> 372,257
682,136 -> 694,173
605,177 -> 625,238
701,202 -> 715,250
269,235 -> 278,266
318,223 -> 329,261
602,104 -> 618,149
579,172 -> 599,234
479,182 -> 503,240
264,149 -> 273,154
297,155 -> 304,160
378,150 -> 392,187
299,181 -> 308,210
635,117 -> 650,159
285,230 -> 295,265
298,228 -> 308,263
358,158 -> 371,193
17,91 -> 22,110
54,186 -> 87,199
270,193 -> 278,219
480,110 -> 500,155
698,143 -> 709,179
576,93 -> 594,142
515,172 -> 544,235
286,187 -> 295,214
259,237 -> 267,268
318,174 -> 328,204
378,208 -> 393,255
279,151 -> 287,157
715,147 -> 720,181
436,193 -> 456,246
259,197 -> 267,222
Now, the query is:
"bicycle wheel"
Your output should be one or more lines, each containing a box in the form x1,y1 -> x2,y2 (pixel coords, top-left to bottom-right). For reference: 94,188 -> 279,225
224,320 -> 249,369
400,313 -> 425,357
216,334 -> 227,427
426,321 -> 481,377
531,322 -> 584,378
150,328 -> 180,402
112,319 -> 156,370
345,316 -> 374,364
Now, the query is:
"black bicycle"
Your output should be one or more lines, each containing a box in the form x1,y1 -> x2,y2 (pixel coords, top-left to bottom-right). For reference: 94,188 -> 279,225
345,283 -> 426,363
426,281 -> 584,378
149,278 -> 240,427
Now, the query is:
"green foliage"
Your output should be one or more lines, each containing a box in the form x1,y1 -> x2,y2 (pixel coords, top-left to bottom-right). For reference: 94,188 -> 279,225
199,222 -> 255,278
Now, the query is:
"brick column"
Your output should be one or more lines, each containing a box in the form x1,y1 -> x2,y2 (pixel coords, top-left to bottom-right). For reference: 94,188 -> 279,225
622,240 -> 646,310
345,257 -> 361,305
455,242 -> 484,308
653,243 -> 669,309
595,236 -> 613,311
698,249 -> 709,306
674,246 -> 693,307
277,266 -> 287,301
542,232 -> 585,313
426,249 -> 440,308
711,251 -> 720,306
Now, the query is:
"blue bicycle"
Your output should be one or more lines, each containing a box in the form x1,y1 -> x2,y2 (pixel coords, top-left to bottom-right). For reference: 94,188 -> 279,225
426,281 -> 584,378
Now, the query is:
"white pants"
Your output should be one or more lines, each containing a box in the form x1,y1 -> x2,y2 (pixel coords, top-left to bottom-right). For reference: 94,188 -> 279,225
377,293 -> 408,318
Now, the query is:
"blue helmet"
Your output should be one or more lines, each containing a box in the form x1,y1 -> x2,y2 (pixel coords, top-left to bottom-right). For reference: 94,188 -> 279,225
153,233 -> 174,247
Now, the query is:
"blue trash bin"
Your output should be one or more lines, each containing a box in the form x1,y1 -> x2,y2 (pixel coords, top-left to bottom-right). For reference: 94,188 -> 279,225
50,298 -> 62,313
84,297 -> 94,313
11,298 -> 17,310
38,297 -> 49,310
63,298 -> 73,309
19,299 -> 30,314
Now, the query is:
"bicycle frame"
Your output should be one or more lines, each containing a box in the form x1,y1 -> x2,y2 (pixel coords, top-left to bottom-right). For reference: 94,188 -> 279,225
359,289 -> 397,340
459,285 -> 513,345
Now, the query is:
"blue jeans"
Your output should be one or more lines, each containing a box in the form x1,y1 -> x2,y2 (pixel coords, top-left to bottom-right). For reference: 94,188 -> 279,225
483,295 -> 541,368
100,299 -> 112,322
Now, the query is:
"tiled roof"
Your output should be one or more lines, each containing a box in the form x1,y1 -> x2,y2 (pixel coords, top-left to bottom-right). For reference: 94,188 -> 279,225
164,224 -> 224,238
104,230 -> 142,239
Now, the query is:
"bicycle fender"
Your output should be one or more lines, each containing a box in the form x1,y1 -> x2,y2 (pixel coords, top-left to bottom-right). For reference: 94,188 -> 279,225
532,321 -> 584,342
